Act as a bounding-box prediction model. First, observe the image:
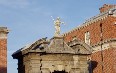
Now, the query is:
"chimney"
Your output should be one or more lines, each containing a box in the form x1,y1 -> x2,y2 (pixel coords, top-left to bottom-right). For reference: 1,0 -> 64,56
0,27 -> 9,73
99,4 -> 116,13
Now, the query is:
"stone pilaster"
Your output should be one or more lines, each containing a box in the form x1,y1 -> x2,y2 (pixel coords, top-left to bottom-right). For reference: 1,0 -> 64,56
23,53 -> 41,73
79,55 -> 89,73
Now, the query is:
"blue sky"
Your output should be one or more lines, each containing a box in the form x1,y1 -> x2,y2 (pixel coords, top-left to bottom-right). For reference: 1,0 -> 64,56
0,0 -> 115,73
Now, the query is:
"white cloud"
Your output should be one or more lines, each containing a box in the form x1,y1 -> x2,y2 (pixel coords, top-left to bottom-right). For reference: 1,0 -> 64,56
0,0 -> 30,8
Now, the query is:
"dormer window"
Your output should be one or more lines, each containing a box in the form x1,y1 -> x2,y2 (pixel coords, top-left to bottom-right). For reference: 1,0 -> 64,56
85,31 -> 90,45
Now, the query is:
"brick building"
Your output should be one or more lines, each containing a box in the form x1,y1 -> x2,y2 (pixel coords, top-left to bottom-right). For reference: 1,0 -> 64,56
63,4 -> 116,73
12,4 -> 116,73
0,27 -> 9,73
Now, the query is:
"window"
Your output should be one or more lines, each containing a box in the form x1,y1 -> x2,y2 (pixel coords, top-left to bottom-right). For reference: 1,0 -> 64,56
85,31 -> 90,45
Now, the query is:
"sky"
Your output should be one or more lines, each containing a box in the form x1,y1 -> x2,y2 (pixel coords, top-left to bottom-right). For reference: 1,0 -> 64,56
0,0 -> 115,73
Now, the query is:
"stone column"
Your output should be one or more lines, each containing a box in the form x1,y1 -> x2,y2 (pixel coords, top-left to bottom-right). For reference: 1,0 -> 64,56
0,27 -> 9,73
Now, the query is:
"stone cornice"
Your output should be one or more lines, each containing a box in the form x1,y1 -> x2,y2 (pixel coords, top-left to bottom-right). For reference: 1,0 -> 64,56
0,27 -> 9,33
0,27 -> 9,39
67,39 -> 92,54
63,7 -> 116,36
12,37 -> 49,58
92,38 -> 116,53
92,38 -> 116,48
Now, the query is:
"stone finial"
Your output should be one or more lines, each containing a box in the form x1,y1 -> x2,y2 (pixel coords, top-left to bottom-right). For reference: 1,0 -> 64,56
0,27 -> 9,39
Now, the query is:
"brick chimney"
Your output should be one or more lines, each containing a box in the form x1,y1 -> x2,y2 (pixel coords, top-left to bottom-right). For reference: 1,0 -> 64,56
0,27 -> 9,73
99,4 -> 116,13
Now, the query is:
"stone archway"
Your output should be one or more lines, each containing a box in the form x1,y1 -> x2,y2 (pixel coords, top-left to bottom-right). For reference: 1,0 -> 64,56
52,71 -> 67,73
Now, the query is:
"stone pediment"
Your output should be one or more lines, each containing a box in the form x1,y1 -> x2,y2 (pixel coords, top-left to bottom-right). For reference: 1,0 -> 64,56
12,36 -> 91,59
44,36 -> 75,54
68,39 -> 92,54
12,37 -> 48,58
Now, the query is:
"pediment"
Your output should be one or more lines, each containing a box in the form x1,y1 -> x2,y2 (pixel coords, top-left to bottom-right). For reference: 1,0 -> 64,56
12,37 -> 92,59
45,36 -> 75,54
12,38 -> 48,58
68,39 -> 92,54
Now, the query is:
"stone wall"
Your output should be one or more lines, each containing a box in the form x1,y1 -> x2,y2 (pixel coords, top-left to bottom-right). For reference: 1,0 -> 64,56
19,53 -> 89,73
18,53 -> 41,73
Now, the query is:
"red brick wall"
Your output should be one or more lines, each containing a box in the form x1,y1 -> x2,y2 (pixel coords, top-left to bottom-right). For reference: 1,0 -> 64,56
113,48 -> 116,72
91,48 -> 116,73
64,15 -> 116,73
64,16 -> 116,45
0,39 -> 7,73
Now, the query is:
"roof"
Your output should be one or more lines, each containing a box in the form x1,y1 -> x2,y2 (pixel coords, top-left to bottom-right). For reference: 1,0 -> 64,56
12,36 -> 91,59
68,39 -> 92,54
44,36 -> 75,54
63,5 -> 116,36
12,37 -> 48,58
